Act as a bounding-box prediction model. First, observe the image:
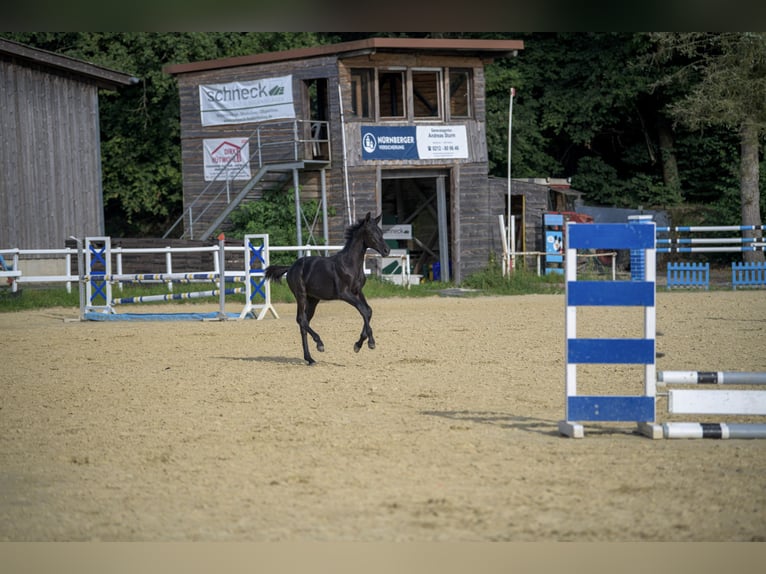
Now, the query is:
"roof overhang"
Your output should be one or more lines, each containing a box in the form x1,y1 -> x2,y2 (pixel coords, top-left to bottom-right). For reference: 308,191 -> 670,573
0,38 -> 138,90
164,37 -> 524,75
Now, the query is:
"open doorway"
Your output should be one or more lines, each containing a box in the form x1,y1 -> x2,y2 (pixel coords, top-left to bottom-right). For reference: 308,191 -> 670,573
381,170 -> 452,281
303,78 -> 329,160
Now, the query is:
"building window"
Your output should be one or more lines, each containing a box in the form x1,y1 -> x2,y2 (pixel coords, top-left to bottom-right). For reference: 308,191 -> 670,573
412,69 -> 442,119
448,69 -> 471,118
346,66 -> 473,122
378,70 -> 406,119
350,68 -> 373,119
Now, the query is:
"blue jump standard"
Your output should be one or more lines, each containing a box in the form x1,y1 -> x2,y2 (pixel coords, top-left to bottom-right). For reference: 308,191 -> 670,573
560,223 -> 658,438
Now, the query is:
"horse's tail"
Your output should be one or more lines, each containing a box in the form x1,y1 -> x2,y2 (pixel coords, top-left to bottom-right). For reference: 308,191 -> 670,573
264,265 -> 290,283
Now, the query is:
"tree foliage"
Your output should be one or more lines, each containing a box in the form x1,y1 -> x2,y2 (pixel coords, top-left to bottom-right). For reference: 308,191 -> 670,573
650,32 -> 766,261
2,32 -> 763,236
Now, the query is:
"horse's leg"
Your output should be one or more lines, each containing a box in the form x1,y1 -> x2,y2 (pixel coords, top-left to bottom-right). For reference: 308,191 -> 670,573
341,291 -> 374,352
359,291 -> 376,350
295,295 -> 325,365
294,294 -> 315,365
304,296 -> 324,353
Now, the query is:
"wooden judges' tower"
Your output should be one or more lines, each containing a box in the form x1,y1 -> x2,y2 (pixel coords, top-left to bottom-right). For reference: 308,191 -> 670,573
164,37 -> 524,283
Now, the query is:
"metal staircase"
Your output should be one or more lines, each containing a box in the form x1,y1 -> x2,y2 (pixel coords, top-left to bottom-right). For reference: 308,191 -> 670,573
163,119 -> 330,241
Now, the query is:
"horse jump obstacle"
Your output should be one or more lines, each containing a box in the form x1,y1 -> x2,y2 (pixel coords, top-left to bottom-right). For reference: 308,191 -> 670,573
559,222 -> 658,438
657,371 -> 766,439
656,225 -> 766,254
81,235 -> 277,321
559,221 -> 766,439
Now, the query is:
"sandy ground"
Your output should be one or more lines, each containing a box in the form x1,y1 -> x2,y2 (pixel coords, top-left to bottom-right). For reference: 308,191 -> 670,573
1,291 -> 766,541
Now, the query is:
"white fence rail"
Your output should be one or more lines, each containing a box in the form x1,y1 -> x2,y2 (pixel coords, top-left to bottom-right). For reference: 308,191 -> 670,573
0,241 -> 408,294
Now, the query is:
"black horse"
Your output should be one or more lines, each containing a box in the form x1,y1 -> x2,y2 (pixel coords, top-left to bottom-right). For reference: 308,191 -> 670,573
265,212 -> 391,365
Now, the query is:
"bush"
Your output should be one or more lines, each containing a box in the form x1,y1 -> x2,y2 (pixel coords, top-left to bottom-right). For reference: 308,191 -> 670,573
228,186 -> 330,266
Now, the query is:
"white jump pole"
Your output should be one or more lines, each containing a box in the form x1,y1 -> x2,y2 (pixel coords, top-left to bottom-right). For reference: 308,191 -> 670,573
112,287 -> 244,305
663,422 -> 766,440
659,371 -> 766,385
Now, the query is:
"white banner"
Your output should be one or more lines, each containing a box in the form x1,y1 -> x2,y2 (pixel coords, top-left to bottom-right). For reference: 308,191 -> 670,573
415,125 -> 468,159
203,138 -> 251,181
199,75 -> 295,126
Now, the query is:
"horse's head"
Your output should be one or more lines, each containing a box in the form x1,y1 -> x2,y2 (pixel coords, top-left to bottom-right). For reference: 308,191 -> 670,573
361,212 -> 390,257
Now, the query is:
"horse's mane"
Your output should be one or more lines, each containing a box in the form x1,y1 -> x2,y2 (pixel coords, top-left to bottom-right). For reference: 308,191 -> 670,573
343,217 -> 366,245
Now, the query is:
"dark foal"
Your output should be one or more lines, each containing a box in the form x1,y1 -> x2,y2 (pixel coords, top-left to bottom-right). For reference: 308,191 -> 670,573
265,212 -> 390,365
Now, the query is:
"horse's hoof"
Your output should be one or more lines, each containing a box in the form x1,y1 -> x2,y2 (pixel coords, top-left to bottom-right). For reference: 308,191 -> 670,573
306,359 -> 316,366
353,343 -> 362,353
317,343 -> 325,352
368,341 -> 375,350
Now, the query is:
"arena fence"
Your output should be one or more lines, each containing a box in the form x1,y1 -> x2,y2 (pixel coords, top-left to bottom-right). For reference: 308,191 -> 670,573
666,262 -> 710,290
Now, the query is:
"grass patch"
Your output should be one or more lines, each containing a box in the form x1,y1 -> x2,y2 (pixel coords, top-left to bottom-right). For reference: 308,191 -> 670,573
0,287 -> 80,311
461,265 -> 564,295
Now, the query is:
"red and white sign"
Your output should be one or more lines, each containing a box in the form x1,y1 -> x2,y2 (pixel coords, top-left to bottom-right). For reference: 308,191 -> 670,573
203,138 -> 251,181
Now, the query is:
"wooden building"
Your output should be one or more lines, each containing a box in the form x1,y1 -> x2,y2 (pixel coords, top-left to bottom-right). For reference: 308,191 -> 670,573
489,176 -> 584,255
164,37 -> 524,283
0,38 -> 136,254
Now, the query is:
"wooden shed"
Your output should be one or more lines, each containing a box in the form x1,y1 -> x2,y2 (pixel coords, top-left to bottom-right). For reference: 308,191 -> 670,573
164,37 -> 524,283
489,176 -> 584,255
0,38 -> 136,254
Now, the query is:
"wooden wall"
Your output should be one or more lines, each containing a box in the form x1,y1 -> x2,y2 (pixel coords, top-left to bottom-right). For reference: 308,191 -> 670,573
0,58 -> 105,250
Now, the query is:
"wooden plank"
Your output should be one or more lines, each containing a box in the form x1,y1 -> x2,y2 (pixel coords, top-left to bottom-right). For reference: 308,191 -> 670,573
567,338 -> 655,364
566,396 -> 655,422
568,223 -> 655,250
567,281 -> 655,307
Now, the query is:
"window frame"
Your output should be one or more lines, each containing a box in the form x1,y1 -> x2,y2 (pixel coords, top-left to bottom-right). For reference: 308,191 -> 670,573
349,67 -> 373,119
377,68 -> 407,120
344,65 -> 474,122
447,68 -> 472,120
411,67 -> 443,120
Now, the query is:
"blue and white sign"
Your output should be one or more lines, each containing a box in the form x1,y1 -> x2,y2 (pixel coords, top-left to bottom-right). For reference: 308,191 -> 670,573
361,126 -> 468,160
362,126 -> 418,160
199,75 -> 295,126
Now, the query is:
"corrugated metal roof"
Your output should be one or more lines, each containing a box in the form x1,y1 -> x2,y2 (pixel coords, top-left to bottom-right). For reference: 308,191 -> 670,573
164,37 -> 524,75
0,38 -> 138,89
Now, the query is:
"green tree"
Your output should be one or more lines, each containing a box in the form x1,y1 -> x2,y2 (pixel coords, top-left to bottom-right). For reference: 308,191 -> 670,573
485,32 -> 687,209
652,32 -> 766,262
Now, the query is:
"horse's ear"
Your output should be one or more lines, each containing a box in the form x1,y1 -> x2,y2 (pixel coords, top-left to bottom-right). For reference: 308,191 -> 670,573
364,212 -> 372,222
373,213 -> 382,224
